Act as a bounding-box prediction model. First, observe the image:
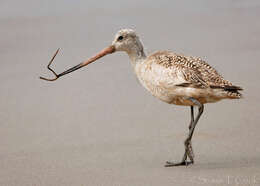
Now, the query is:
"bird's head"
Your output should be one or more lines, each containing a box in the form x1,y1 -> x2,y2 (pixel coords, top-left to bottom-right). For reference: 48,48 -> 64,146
112,29 -> 142,53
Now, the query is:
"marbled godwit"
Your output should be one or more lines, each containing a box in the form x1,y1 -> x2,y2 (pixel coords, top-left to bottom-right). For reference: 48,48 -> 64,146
40,29 -> 243,166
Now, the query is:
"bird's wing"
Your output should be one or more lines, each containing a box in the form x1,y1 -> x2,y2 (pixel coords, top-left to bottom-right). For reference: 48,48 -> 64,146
148,51 -> 241,90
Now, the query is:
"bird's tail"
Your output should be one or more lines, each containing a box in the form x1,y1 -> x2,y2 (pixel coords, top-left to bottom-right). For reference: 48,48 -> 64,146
210,85 -> 243,99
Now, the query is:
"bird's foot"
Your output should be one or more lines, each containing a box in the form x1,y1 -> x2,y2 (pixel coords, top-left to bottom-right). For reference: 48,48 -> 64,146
165,160 -> 193,167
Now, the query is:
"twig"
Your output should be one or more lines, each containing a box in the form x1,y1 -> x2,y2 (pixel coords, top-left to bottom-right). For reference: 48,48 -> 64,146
39,48 -> 60,81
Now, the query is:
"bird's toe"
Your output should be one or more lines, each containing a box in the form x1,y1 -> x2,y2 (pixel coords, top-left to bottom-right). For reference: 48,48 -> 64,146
165,160 -> 193,167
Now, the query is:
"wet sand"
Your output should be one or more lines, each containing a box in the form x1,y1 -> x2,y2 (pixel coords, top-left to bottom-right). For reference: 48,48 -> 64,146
1,0 -> 260,185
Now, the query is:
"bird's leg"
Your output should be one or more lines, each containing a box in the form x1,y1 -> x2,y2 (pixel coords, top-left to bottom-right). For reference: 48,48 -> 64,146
186,106 -> 195,163
165,98 -> 204,167
167,106 -> 195,166
189,106 -> 194,130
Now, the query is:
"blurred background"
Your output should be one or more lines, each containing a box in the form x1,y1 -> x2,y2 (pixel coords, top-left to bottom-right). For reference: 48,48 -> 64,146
1,0 -> 260,185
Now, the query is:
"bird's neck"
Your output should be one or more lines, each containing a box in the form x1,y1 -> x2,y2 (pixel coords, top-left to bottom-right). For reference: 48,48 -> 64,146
126,44 -> 146,66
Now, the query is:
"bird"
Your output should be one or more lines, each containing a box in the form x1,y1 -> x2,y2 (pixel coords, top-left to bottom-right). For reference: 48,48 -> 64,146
40,29 -> 243,167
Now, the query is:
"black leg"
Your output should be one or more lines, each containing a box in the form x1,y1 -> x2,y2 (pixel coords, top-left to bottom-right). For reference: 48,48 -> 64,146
185,106 -> 195,164
189,106 -> 194,130
165,98 -> 204,167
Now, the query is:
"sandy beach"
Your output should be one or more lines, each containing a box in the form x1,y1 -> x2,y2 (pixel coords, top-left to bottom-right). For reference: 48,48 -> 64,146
0,0 -> 260,185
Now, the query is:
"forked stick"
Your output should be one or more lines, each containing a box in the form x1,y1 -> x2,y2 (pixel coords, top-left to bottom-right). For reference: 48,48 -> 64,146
39,48 -> 60,81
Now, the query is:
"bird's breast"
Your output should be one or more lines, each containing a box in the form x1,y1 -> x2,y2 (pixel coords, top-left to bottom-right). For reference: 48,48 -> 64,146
134,61 -> 182,103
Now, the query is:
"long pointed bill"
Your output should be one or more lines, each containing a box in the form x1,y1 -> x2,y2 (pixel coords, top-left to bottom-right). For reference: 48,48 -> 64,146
40,45 -> 115,81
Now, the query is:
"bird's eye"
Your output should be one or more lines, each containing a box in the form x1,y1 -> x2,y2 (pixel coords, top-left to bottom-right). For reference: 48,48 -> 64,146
117,36 -> 124,41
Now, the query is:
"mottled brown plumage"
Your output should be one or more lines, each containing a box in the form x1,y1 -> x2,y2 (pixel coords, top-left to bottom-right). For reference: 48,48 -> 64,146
149,51 -> 242,99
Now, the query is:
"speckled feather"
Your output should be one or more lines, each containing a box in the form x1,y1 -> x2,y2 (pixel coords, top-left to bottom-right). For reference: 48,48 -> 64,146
148,51 -> 242,98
